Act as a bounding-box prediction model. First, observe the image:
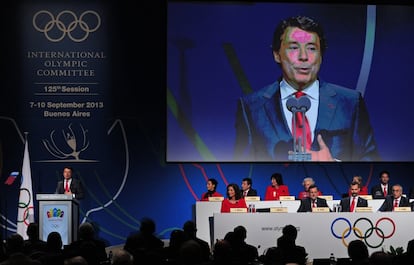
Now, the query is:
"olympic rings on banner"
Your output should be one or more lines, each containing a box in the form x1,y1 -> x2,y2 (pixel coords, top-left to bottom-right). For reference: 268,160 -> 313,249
331,217 -> 396,248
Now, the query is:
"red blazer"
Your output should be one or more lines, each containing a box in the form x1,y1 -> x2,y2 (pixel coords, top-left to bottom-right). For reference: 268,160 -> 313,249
200,191 -> 223,201
220,198 -> 247,212
264,185 -> 290,200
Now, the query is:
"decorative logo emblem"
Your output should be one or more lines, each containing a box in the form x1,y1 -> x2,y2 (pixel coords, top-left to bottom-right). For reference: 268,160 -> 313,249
331,217 -> 396,248
33,10 -> 101,42
47,208 -> 65,218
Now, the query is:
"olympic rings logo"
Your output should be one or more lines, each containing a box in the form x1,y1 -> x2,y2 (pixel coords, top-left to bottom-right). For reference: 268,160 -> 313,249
330,217 -> 396,249
32,10 -> 101,42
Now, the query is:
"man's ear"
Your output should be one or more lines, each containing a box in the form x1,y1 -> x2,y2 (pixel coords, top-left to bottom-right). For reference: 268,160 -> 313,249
273,50 -> 281,63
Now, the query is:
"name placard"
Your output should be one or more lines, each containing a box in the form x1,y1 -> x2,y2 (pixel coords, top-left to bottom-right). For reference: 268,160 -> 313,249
318,195 -> 333,201
359,195 -> 373,200
312,207 -> 330,213
394,207 -> 412,212
279,196 -> 295,201
230,208 -> 248,213
245,196 -> 260,201
355,207 -> 373,212
270,207 -> 288,213
208,196 -> 224,202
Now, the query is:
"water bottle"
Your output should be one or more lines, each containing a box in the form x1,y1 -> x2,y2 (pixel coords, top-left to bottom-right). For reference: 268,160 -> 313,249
329,253 -> 336,265
248,204 -> 252,213
252,204 -> 256,213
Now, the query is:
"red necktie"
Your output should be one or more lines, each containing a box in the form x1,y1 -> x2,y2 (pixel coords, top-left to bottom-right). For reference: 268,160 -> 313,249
293,91 -> 311,150
383,187 -> 387,197
243,191 -> 247,197
350,197 -> 356,212
312,200 -> 316,208
65,180 -> 69,192
393,199 -> 398,210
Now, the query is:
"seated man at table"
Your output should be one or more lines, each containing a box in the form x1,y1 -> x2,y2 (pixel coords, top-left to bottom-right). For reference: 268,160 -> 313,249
297,185 -> 330,212
240,177 -> 258,198
340,182 -> 368,212
378,184 -> 411,212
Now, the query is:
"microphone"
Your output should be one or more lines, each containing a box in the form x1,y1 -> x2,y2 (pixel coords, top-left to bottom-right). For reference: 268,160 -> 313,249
286,95 -> 312,161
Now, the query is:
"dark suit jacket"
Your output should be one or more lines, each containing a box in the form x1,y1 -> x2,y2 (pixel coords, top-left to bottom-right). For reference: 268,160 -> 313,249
378,196 -> 411,212
234,80 -> 379,161
339,196 -> 368,212
371,184 -> 392,199
241,188 -> 258,197
297,197 -> 330,212
56,178 -> 85,199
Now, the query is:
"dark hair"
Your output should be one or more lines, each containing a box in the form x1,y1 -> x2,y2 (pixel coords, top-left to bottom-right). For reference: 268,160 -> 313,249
226,183 -> 242,200
63,166 -> 73,172
270,173 -> 284,185
308,184 -> 318,191
379,170 -> 390,178
242,177 -> 252,186
208,178 -> 218,190
282,225 -> 298,241
272,15 -> 327,56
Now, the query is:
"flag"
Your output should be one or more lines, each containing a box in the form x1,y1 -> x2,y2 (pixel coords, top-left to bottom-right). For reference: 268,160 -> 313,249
16,138 -> 34,239
4,171 -> 19,185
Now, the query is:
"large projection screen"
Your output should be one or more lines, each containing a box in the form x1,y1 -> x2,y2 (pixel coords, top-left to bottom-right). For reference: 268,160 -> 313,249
167,1 -> 414,162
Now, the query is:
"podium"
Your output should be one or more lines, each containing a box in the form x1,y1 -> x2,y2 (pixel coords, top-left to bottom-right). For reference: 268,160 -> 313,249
36,194 -> 79,245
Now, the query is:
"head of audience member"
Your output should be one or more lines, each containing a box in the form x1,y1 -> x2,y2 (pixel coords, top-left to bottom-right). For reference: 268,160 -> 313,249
5,233 -> 24,255
233,225 -> 248,245
226,183 -> 242,200
64,256 -> 88,265
368,251 -> 392,265
350,181 -> 361,198
112,249 -> 134,265
179,239 -> 202,265
302,177 -> 315,191
139,217 -> 156,235
213,239 -> 232,263
169,229 -> 188,251
379,171 -> 390,185
270,173 -> 284,187
207,178 -> 218,192
78,222 -> 96,241
262,247 -> 284,265
26,222 -> 40,241
308,185 -> 319,201
392,184 -> 403,199
183,220 -> 197,239
348,240 -> 369,263
277,225 -> 298,249
46,231 -> 63,252
241,178 -> 253,192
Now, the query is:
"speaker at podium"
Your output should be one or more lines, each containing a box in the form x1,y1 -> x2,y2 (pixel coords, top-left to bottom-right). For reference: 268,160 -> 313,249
36,194 -> 79,245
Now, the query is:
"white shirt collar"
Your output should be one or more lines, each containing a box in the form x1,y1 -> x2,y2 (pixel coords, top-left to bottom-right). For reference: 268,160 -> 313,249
280,79 -> 319,100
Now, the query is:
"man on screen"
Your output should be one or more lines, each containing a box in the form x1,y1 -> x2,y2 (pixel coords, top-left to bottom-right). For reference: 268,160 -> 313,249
55,166 -> 84,199
234,15 -> 379,161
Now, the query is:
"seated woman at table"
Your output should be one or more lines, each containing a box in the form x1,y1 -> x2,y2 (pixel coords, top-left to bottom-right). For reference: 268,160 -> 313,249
220,183 -> 247,213
200,178 -> 223,201
347,175 -> 368,197
298,177 -> 322,200
264,173 -> 290,200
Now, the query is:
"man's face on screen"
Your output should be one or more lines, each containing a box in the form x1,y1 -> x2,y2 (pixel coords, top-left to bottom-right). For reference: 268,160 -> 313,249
274,27 -> 322,91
